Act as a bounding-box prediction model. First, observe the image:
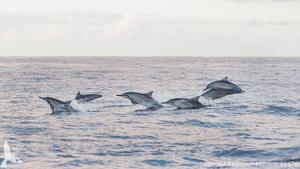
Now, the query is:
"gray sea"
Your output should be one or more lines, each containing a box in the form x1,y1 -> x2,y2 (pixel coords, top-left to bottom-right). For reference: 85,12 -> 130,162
0,57 -> 299,169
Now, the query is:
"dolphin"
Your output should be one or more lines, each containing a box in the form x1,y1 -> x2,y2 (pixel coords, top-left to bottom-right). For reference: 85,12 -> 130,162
116,91 -> 163,109
75,91 -> 103,104
203,77 -> 244,93
162,96 -> 204,109
39,97 -> 77,114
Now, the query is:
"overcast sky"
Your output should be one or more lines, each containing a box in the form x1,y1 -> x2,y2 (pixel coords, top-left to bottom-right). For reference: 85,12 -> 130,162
0,0 -> 299,56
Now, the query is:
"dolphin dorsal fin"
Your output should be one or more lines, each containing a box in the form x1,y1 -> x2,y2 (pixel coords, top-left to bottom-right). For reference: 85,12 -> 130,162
75,91 -> 81,99
222,77 -> 228,81
145,91 -> 154,97
190,96 -> 200,102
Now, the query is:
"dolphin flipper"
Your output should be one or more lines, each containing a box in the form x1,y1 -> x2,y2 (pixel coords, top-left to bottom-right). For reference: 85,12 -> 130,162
129,98 -> 138,105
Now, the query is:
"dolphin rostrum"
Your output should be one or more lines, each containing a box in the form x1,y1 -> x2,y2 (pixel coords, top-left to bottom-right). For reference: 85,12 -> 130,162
117,91 -> 163,109
162,96 -> 204,109
75,91 -> 103,104
39,97 -> 77,114
203,77 -> 244,92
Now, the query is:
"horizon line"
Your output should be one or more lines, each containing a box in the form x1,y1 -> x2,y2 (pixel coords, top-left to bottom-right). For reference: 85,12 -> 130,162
0,56 -> 300,58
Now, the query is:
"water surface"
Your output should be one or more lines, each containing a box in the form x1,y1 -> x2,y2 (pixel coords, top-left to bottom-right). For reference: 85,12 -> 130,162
0,57 -> 299,168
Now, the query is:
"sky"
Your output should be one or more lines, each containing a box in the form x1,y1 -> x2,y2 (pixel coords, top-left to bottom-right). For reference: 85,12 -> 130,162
0,0 -> 299,57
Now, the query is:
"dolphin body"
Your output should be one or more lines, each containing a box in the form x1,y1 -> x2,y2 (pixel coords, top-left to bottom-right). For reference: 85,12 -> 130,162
39,97 -> 77,114
75,91 -> 102,104
201,77 -> 244,100
162,96 -> 204,109
117,91 -> 163,109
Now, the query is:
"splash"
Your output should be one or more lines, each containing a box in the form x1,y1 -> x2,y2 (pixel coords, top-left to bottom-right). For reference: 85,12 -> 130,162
70,100 -> 87,112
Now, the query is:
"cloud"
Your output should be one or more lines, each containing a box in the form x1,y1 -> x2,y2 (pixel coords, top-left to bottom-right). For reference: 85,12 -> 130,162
0,12 -> 120,39
0,12 -> 208,40
0,11 -> 299,56
1,11 -> 299,40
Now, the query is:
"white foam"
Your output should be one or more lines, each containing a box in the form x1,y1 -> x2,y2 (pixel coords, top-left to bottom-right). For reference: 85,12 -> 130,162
70,100 -> 87,112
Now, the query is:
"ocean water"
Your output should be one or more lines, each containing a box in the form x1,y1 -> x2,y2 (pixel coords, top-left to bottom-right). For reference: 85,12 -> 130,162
0,57 -> 299,169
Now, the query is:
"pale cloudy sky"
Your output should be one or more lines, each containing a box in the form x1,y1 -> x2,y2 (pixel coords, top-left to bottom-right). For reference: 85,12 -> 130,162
0,0 -> 299,56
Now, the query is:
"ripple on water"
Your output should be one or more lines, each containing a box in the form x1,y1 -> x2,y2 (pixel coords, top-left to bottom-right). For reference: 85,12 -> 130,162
227,132 -> 274,141
57,159 -> 104,168
108,135 -> 158,140
141,159 -> 174,167
183,157 -> 205,163
95,149 -> 145,157
213,147 -> 276,158
6,126 -> 47,136
160,119 -> 237,128
261,105 -> 300,116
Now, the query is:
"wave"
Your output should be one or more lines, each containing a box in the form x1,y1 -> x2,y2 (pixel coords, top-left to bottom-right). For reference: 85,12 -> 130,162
141,159 -> 174,167
260,105 -> 300,116
159,119 -> 237,128
213,147 -> 275,158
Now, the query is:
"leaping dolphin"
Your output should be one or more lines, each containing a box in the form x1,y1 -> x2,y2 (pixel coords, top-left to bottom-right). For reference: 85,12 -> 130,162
117,91 -> 163,109
162,96 -> 205,109
201,77 -> 245,100
75,91 -> 102,104
203,77 -> 244,93
39,97 -> 77,114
